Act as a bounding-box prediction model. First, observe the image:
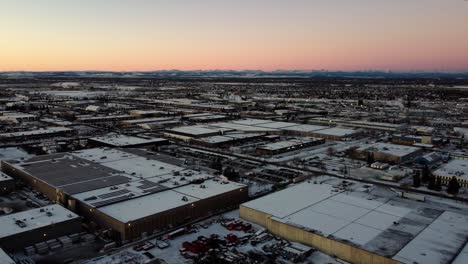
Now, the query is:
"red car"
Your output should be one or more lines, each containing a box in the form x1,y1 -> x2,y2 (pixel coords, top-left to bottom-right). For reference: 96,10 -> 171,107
225,234 -> 238,243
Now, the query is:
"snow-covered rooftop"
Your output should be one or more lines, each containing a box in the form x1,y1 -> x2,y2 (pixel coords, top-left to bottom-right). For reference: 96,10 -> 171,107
0,127 -> 73,138
358,142 -> 421,157
242,179 -> 468,263
433,159 -> 468,179
0,204 -> 79,239
0,248 -> 15,264
90,134 -> 167,147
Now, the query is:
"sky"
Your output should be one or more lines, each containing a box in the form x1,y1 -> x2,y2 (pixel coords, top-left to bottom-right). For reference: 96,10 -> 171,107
1,0 -> 467,72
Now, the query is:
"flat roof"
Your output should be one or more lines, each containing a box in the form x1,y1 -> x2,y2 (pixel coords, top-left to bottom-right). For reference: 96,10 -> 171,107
98,189 -> 199,223
5,148 -> 247,223
433,159 -> 468,179
195,135 -> 234,144
258,138 -> 323,151
169,125 -> 222,136
358,143 -> 421,157
231,118 -> 273,126
210,122 -> 279,132
284,124 -> 330,133
312,127 -> 357,137
97,179 -> 244,223
242,179 -> 468,263
0,127 -> 72,138
90,134 -> 167,147
0,204 -> 79,239
0,248 -> 15,264
256,121 -> 300,129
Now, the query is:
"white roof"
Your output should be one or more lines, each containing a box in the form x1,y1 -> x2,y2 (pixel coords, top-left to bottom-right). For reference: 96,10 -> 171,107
0,204 -> 79,239
173,179 -> 245,200
359,143 -> 421,157
0,172 -> 13,182
98,189 -> 198,223
231,118 -> 273,126
452,240 -> 468,264
169,125 -> 221,136
433,159 -> 468,179
256,121 -> 300,129
101,155 -> 183,177
73,148 -> 140,163
243,179 -> 468,262
99,178 -> 244,223
90,134 -> 167,147
313,127 -> 357,137
242,182 -> 338,218
284,124 -> 330,132
0,248 -> 15,264
393,211 -> 468,264
210,122 -> 279,132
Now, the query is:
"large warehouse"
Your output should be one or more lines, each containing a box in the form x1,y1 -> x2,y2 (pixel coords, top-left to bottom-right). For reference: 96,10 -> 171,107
2,148 -> 248,241
240,177 -> 468,264
354,142 -> 423,164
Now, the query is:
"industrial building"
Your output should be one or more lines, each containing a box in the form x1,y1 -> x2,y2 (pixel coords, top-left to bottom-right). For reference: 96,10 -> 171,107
433,159 -> 468,187
76,114 -> 135,124
165,125 -> 230,140
180,119 -> 361,141
354,143 -> 423,164
240,178 -> 468,264
0,127 -> 74,143
0,204 -> 81,251
391,134 -> 432,146
2,148 -> 248,241
256,137 -> 325,155
0,172 -> 15,194
0,112 -> 37,123
192,133 -> 265,147
88,134 -> 168,148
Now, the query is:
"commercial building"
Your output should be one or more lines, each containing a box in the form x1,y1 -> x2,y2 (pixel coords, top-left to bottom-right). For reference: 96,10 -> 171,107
192,133 -> 265,148
256,138 -> 325,155
391,134 -> 432,146
0,204 -> 81,251
0,112 -> 37,123
88,134 -> 168,148
76,115 -> 135,124
354,143 -> 423,164
240,179 -> 468,264
0,127 -> 74,143
165,125 -> 230,140
433,159 -> 468,187
2,148 -> 248,241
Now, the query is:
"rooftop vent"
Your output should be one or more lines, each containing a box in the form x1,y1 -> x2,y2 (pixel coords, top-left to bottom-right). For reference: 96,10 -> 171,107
15,220 -> 26,228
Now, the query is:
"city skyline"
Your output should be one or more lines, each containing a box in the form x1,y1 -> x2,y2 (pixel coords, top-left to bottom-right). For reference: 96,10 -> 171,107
1,0 -> 468,72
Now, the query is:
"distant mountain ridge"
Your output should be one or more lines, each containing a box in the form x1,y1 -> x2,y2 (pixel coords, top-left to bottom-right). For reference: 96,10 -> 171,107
1,70 -> 468,78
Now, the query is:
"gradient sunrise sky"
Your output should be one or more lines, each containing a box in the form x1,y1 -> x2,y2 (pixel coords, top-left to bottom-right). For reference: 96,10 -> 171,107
1,0 -> 467,72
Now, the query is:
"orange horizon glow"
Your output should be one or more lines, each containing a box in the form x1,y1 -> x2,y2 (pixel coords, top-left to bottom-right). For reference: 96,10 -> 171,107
1,0 -> 468,72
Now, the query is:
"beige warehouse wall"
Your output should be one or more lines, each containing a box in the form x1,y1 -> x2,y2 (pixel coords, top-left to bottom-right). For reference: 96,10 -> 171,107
240,206 -> 400,264
239,206 -> 271,227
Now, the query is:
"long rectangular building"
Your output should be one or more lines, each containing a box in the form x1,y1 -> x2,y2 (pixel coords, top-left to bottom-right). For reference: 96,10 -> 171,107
240,178 -> 468,264
2,148 -> 248,241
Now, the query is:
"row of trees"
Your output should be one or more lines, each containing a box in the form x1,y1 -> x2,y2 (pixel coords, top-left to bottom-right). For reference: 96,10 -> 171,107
413,165 -> 460,195
210,159 -> 240,181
